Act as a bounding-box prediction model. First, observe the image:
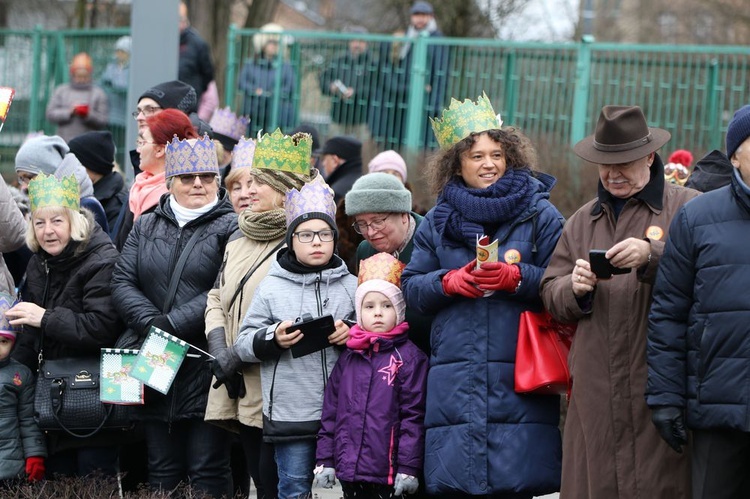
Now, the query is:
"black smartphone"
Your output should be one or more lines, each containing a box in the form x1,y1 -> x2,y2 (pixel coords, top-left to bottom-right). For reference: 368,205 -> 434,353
589,249 -> 631,279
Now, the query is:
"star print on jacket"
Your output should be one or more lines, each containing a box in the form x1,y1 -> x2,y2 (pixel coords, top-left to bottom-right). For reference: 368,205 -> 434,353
378,354 -> 403,386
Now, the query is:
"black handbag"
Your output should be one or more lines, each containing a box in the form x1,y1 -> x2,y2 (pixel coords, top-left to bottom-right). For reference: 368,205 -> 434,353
34,356 -> 133,438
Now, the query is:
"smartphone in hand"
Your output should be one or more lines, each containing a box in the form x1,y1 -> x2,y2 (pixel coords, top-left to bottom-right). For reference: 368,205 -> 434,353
589,249 -> 632,279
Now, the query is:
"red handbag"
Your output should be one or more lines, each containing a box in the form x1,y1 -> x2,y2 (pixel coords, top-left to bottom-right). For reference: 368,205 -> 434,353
514,310 -> 576,395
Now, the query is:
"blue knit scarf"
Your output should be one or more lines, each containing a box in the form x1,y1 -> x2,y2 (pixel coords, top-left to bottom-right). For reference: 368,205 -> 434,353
433,168 -> 537,248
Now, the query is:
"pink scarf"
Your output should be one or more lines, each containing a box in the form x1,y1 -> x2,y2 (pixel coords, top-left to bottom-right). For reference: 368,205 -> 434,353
129,171 -> 167,219
346,322 -> 410,351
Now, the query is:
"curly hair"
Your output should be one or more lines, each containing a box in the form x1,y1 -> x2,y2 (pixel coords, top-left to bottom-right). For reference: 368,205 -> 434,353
425,128 -> 538,196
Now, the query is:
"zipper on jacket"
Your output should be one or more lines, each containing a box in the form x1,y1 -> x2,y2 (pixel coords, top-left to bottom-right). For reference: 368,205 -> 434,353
166,228 -> 185,281
314,274 -> 330,389
268,359 -> 281,421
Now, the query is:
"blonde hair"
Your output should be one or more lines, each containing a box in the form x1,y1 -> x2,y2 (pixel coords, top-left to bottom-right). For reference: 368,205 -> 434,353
26,206 -> 91,253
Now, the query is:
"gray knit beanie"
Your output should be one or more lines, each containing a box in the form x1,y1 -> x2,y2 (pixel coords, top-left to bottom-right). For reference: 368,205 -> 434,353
56,153 -> 94,198
345,172 -> 412,216
15,135 -> 69,175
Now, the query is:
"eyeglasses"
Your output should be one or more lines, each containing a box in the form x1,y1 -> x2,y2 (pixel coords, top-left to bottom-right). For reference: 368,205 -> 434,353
292,230 -> 335,243
136,138 -> 157,148
176,173 -> 218,186
352,214 -> 392,235
131,105 -> 162,119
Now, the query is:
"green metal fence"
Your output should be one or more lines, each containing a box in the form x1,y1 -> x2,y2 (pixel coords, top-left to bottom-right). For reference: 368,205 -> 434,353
1,27 -> 749,168
226,28 -> 750,160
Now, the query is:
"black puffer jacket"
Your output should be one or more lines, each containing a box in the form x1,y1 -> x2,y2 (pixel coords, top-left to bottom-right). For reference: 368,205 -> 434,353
111,190 -> 237,422
13,221 -> 124,370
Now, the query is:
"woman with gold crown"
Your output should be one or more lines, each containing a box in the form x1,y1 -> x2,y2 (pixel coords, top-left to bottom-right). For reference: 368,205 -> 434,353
6,172 -> 123,479
111,133 -> 237,498
204,129 -> 315,497
401,94 -> 565,497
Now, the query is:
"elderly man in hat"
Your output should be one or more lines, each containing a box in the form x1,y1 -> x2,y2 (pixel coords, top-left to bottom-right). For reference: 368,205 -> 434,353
540,105 -> 699,499
646,105 -> 750,499
318,135 -> 363,203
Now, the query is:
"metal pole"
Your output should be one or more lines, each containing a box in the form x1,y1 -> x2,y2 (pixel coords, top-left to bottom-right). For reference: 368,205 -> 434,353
126,0 -> 180,183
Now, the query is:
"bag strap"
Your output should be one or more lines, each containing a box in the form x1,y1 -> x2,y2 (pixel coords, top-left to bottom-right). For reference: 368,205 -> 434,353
163,225 -> 208,312
48,378 -> 114,438
227,240 -> 284,311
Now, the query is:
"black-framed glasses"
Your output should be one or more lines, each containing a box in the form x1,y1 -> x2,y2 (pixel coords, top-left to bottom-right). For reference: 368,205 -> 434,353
131,105 -> 162,119
352,214 -> 392,235
176,173 -> 218,186
293,230 -> 335,243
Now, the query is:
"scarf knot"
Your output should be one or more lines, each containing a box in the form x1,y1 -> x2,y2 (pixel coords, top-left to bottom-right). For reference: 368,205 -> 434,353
346,322 -> 410,351
433,168 -> 537,248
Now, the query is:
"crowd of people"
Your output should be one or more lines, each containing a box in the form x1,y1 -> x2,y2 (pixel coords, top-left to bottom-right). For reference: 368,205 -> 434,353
0,2 -> 747,499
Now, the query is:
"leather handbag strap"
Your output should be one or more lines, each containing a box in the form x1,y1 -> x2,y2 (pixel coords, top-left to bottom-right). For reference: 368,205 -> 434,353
227,240 -> 284,312
48,377 -> 114,439
163,225 -> 208,312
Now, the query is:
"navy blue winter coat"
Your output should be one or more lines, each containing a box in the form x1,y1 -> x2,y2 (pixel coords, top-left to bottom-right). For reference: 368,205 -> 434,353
647,170 -> 750,430
401,173 -> 564,496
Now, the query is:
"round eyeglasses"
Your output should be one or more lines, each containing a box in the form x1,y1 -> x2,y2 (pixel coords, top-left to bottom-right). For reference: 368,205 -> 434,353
352,214 -> 392,235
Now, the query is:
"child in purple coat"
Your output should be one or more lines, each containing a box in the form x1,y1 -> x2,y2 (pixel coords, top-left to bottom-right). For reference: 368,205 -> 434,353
314,253 -> 428,498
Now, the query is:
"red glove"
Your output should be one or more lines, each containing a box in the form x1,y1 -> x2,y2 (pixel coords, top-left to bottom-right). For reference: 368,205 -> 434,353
25,456 -> 45,482
73,104 -> 89,117
442,259 -> 483,298
473,261 -> 522,292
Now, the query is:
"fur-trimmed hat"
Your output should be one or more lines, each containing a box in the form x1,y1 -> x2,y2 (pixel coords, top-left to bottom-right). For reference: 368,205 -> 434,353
345,172 -> 412,216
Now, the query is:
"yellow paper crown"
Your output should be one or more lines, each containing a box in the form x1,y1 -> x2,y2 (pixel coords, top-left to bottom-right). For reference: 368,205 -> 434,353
252,128 -> 312,175
357,253 -> 406,287
430,93 -> 502,149
28,173 -> 79,212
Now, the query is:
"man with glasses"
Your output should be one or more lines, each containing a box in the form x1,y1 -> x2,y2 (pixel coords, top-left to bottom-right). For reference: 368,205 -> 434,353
345,172 -> 432,356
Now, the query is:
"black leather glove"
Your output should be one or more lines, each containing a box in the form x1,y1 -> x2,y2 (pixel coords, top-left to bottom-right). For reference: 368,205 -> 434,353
207,327 -> 245,399
210,357 -> 246,399
651,405 -> 688,453
146,315 -> 176,336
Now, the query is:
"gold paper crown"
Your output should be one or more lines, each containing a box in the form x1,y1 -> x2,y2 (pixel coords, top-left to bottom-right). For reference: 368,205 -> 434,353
357,253 -> 406,287
430,93 -> 502,149
252,128 -> 312,175
28,173 -> 79,212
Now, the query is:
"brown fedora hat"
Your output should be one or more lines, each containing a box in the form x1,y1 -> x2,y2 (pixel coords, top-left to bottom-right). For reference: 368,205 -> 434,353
573,105 -> 671,165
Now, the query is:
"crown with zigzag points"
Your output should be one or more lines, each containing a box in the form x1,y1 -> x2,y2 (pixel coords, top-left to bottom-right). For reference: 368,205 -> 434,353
357,253 -> 406,287
27,173 -> 79,212
285,175 -> 336,227
430,93 -> 503,149
231,136 -> 256,169
209,106 -> 250,141
253,128 -> 312,175
165,134 -> 220,178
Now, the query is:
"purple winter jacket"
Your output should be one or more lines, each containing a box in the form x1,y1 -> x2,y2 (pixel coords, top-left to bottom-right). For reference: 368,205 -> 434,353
316,329 -> 428,485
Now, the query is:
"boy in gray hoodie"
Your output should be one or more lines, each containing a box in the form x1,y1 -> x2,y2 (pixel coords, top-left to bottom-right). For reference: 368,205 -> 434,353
235,175 -> 357,499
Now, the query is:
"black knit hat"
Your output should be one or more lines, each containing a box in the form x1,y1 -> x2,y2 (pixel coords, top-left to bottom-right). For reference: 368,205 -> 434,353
319,136 -> 362,160
68,131 -> 115,175
139,80 -> 197,114
726,104 -> 750,160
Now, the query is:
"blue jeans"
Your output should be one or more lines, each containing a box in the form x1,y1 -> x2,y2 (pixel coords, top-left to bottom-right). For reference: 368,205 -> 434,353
274,439 -> 316,499
143,419 -> 232,498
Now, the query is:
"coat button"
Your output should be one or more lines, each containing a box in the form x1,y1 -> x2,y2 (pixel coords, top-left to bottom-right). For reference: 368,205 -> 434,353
479,481 -> 487,491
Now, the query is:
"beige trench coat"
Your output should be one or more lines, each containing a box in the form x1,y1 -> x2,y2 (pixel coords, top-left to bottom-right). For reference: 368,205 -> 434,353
541,179 -> 699,499
204,232 -> 284,431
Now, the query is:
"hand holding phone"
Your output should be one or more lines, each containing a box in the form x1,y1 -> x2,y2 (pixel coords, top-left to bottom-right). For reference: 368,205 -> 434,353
589,249 -> 631,279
